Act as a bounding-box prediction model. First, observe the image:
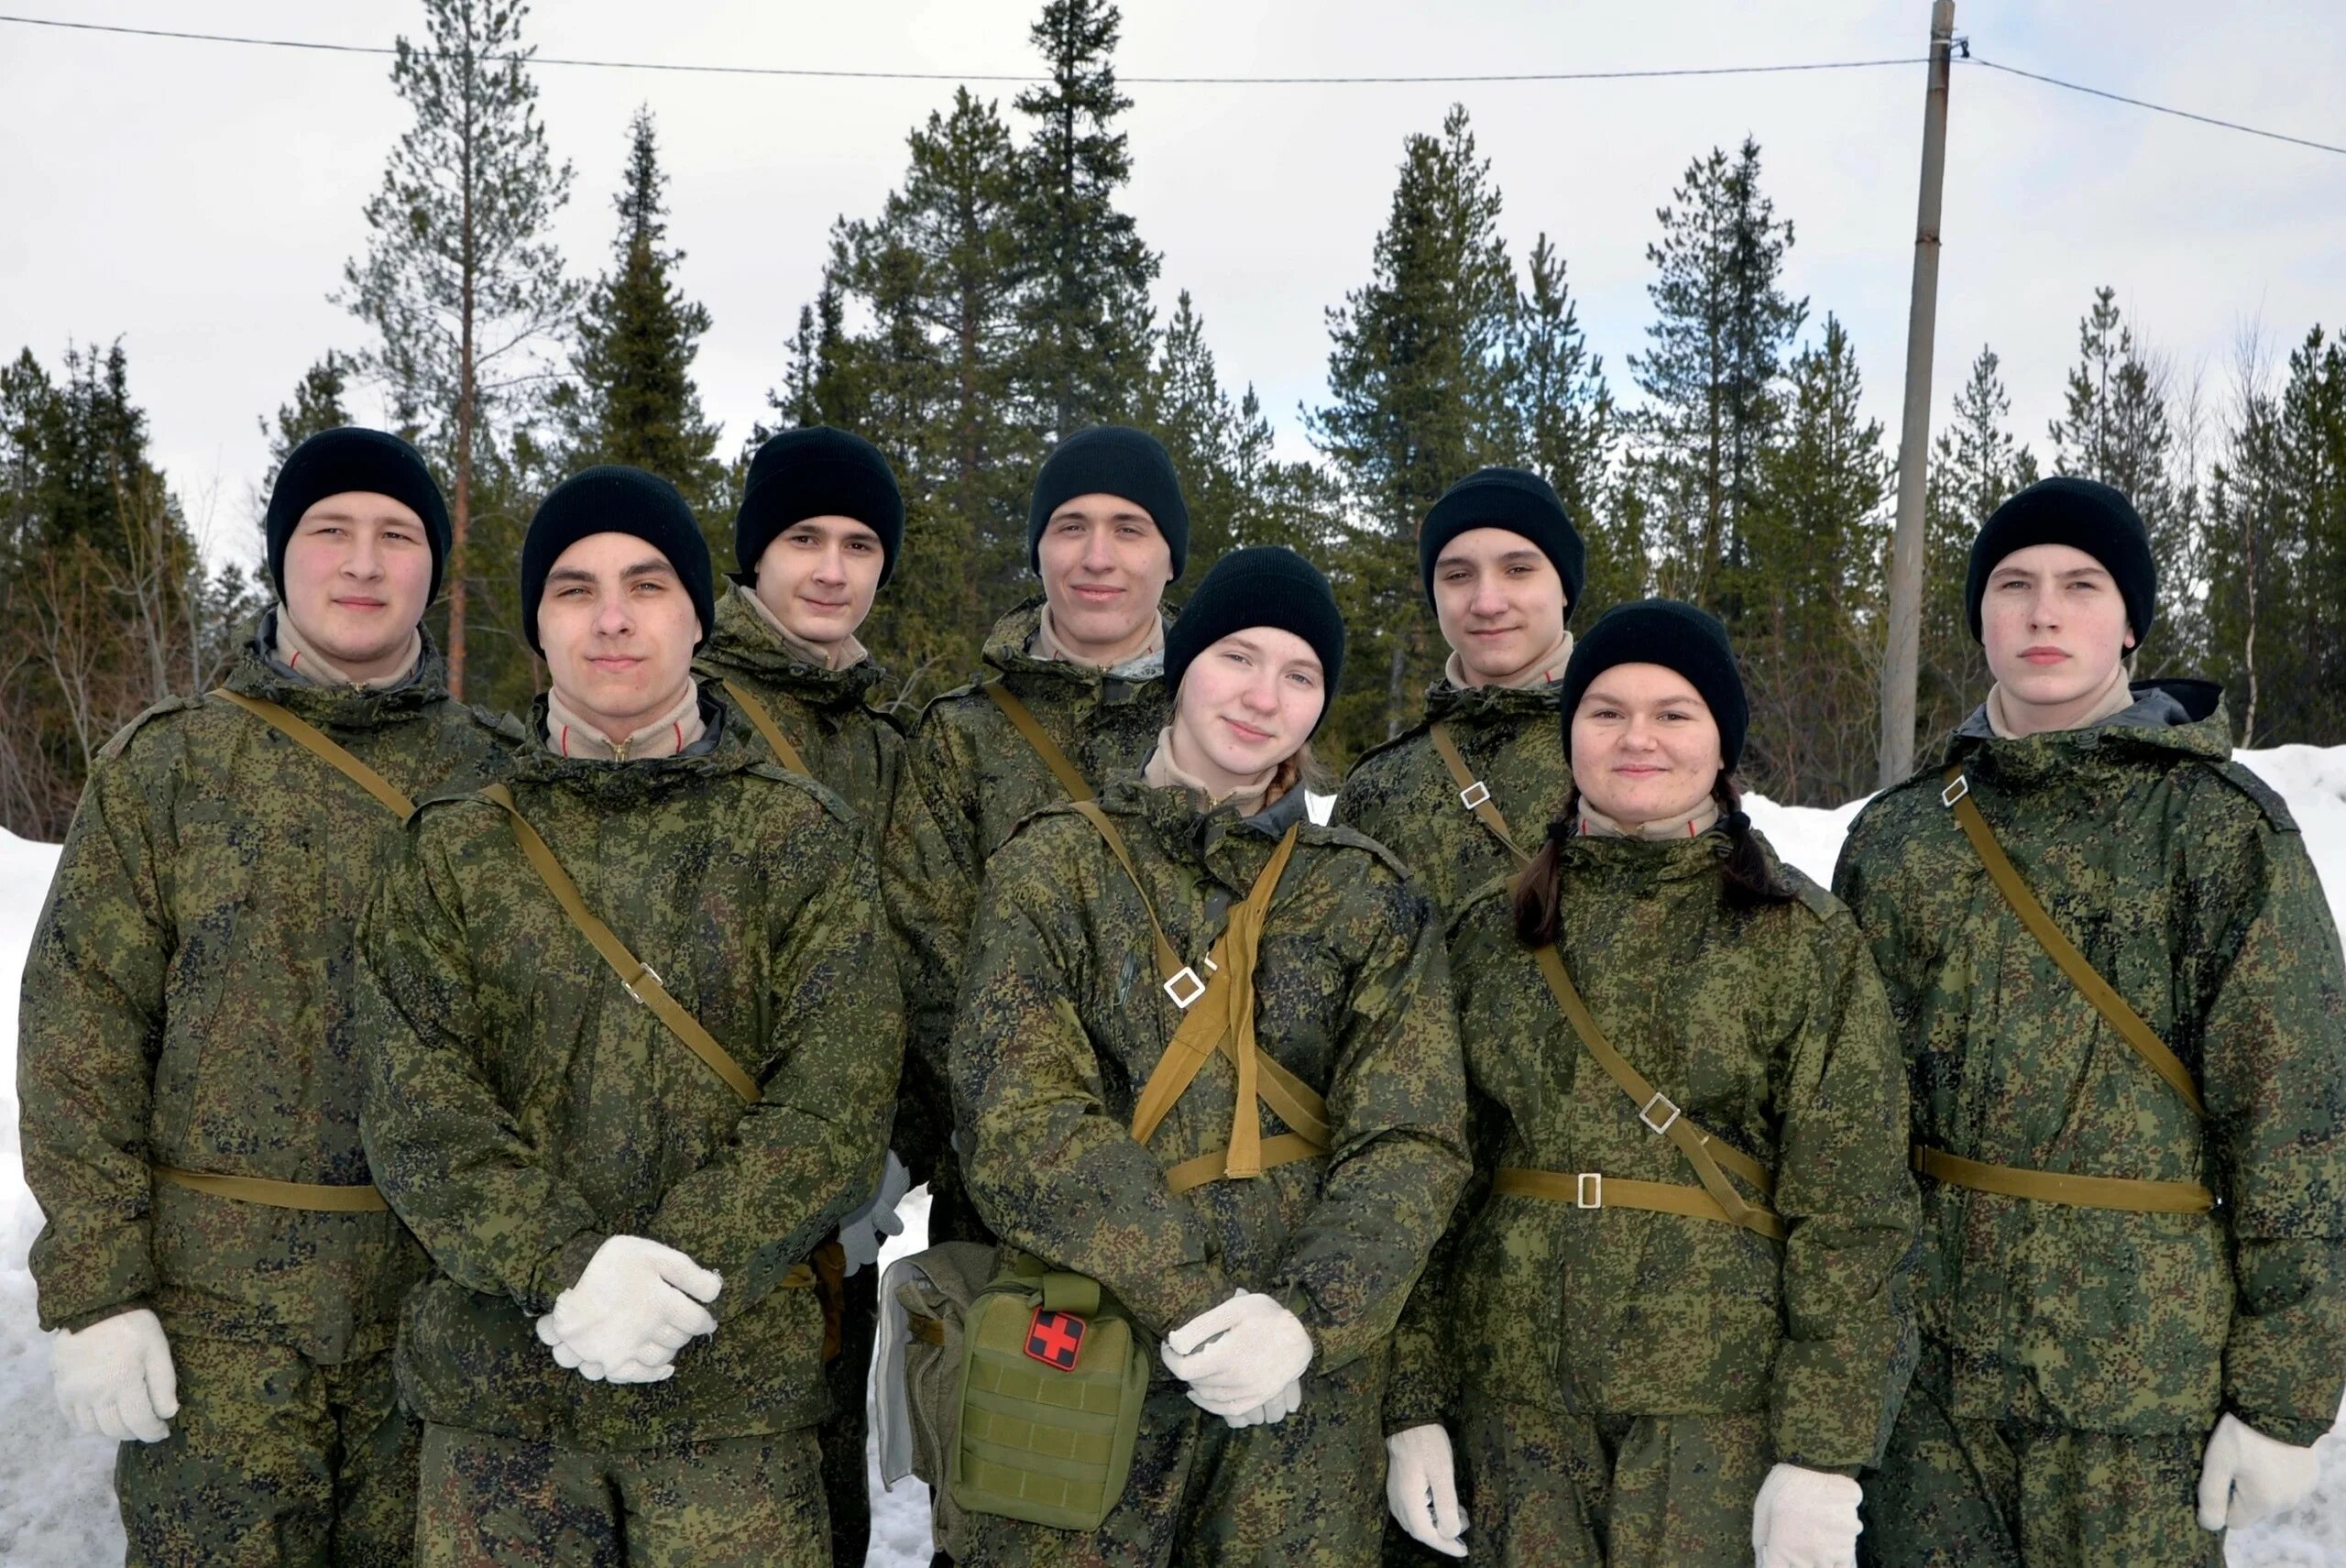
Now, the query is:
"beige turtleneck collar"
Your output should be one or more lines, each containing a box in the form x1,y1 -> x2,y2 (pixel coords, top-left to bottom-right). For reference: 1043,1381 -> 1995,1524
544,679 -> 707,762
1444,629 -> 1574,693
274,608 -> 422,692
736,582 -> 868,673
1031,604 -> 1167,673
1983,659 -> 2135,740
1144,725 -> 1277,818
1576,795 -> 1723,841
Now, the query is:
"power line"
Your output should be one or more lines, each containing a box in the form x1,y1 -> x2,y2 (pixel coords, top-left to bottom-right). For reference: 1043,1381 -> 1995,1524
0,13 -> 1923,85
1969,56 -> 2346,159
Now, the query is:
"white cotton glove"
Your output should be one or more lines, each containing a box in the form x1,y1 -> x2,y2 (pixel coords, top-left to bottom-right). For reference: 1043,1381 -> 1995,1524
837,1151 -> 913,1277
52,1307 -> 179,1443
1224,1378 -> 1304,1429
1751,1462 -> 1863,1568
1385,1422 -> 1469,1558
2197,1411 -> 2321,1531
534,1235 -> 721,1385
1158,1289 -> 1314,1423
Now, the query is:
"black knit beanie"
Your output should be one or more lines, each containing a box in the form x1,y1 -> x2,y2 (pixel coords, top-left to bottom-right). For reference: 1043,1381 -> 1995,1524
265,427 -> 451,603
521,465 -> 715,654
1418,466 -> 1586,617
1966,475 -> 2156,646
734,426 -> 904,588
1558,598 -> 1749,771
1026,425 -> 1190,581
1162,547 -> 1346,737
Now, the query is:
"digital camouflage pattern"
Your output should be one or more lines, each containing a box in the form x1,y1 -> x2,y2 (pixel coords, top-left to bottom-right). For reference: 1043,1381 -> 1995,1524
949,774 -> 1470,1561
356,697 -> 902,1456
1403,826 -> 1916,1483
415,1421 -> 828,1568
1334,674 -> 1571,919
1858,1344 -> 2220,1568
115,1335 -> 417,1568
1833,682 -> 2346,1452
884,596 -> 1172,1245
694,581 -> 905,1565
1455,1395 -> 1774,1568
19,621 -> 521,1354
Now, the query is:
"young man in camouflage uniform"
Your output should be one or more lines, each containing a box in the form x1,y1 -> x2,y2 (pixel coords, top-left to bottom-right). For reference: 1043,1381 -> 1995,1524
951,546 -> 1470,1566
1835,477 -> 2346,1567
1336,466 -> 1584,916
695,424 -> 912,1566
19,427 -> 520,1564
884,425 -> 1190,1253
356,466 -> 902,1564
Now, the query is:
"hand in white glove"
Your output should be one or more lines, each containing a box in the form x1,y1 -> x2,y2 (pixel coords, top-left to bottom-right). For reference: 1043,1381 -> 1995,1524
2198,1412 -> 2321,1532
53,1307 -> 179,1443
1223,1378 -> 1303,1430
1385,1422 -> 1468,1558
1752,1462 -> 1862,1568
534,1235 -> 721,1384
1158,1289 -> 1313,1422
837,1151 -> 913,1277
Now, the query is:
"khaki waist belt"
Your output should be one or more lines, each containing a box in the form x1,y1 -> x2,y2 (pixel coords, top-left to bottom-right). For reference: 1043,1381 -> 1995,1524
1912,1146 -> 2215,1214
1496,1167 -> 1787,1236
152,1164 -> 389,1212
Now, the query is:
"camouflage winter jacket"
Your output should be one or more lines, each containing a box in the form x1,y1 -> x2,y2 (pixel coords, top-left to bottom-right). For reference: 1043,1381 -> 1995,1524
1398,826 -> 1916,1474
1335,674 -> 1571,918
18,621 -> 521,1361
1834,681 -> 2346,1445
951,775 -> 1471,1377
356,696 -> 902,1449
883,596 -> 1172,1231
693,584 -> 904,842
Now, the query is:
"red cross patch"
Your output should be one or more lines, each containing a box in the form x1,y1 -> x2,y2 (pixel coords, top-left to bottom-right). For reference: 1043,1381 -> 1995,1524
1025,1308 -> 1087,1370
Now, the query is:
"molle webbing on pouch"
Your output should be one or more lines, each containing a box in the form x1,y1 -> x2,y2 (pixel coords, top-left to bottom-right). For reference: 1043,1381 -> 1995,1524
1515,943 -> 1786,1243
719,678 -> 813,777
211,687 -> 415,819
1064,802 -> 1327,1195
1428,720 -> 1531,862
983,680 -> 1095,802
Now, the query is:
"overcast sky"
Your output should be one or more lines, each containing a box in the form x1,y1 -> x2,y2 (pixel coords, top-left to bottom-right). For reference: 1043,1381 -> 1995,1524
3,1 -> 2341,574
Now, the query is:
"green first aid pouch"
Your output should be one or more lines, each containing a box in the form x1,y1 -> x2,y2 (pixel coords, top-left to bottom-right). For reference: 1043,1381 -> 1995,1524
948,1252 -> 1149,1531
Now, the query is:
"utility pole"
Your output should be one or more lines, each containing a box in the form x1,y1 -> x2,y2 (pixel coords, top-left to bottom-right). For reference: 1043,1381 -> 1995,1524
1876,0 -> 1957,788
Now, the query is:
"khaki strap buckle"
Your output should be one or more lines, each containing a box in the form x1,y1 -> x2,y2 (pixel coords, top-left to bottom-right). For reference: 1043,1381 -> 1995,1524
624,964 -> 662,1007
1639,1091 -> 1682,1135
1576,1172 -> 1603,1209
1428,721 -> 1530,862
1459,780 -> 1492,810
1940,773 -> 1970,808
1163,967 -> 1207,1009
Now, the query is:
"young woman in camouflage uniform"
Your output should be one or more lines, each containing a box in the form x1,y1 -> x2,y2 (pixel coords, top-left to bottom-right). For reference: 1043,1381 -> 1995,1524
1387,599 -> 1917,1568
949,547 -> 1472,1568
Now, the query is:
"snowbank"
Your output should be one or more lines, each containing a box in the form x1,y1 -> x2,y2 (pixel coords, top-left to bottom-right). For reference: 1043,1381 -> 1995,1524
6,748 -> 2346,1563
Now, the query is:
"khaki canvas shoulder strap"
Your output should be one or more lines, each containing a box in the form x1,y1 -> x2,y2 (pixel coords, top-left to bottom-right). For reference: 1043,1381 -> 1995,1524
984,680 -> 1093,802
479,784 -> 761,1105
212,688 -> 413,820
1940,766 -> 2206,1117
1529,942 -> 1785,1243
720,678 -> 812,776
1427,721 -> 1530,862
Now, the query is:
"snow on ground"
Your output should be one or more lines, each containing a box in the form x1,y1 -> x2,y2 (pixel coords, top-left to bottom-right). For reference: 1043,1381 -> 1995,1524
6,750 -> 2346,1563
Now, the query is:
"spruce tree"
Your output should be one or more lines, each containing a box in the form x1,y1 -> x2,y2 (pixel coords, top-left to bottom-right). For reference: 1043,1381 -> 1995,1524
1505,233 -> 1618,618
1628,137 -> 1805,620
256,351 -> 356,541
339,0 -> 576,699
1919,346 -> 2036,744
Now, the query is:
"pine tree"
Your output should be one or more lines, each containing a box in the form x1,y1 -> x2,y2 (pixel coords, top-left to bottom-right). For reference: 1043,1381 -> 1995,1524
554,107 -> 723,538
1628,137 -> 1805,620
1504,233 -> 1618,619
1307,104 -> 1515,749
1012,0 -> 1159,438
339,0 -> 576,699
1919,346 -> 2038,745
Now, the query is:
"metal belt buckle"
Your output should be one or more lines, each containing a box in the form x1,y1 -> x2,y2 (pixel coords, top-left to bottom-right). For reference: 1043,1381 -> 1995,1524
1164,967 -> 1207,1009
1576,1172 -> 1603,1209
1459,780 -> 1491,810
624,966 -> 662,1006
1639,1091 -> 1681,1135
1941,774 -> 1970,808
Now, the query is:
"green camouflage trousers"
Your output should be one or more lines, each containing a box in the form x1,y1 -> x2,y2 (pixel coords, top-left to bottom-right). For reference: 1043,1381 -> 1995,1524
817,1276 -> 880,1565
413,1423 -> 828,1567
959,1357 -> 1386,1568
1454,1392 -> 1772,1568
1860,1359 -> 2220,1568
115,1332 -> 417,1568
